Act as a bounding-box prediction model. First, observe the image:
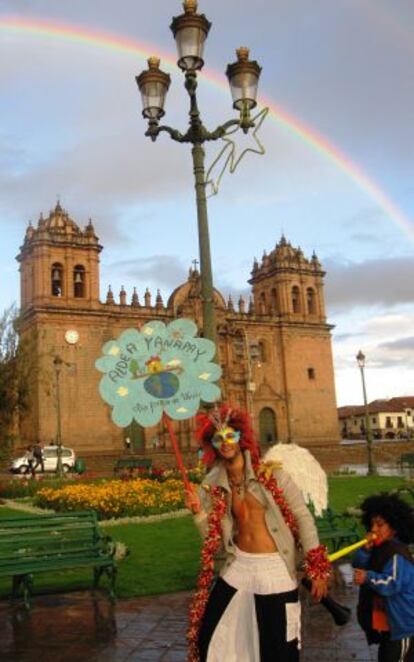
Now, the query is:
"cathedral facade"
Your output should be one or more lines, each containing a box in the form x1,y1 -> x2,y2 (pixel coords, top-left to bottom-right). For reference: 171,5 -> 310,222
17,203 -> 339,453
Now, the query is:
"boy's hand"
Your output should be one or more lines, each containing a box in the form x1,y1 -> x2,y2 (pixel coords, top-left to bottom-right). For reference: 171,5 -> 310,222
184,484 -> 201,514
364,532 -> 377,549
354,568 -> 367,585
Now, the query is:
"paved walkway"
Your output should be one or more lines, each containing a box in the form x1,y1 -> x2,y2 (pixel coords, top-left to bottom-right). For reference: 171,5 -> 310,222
0,565 -> 376,661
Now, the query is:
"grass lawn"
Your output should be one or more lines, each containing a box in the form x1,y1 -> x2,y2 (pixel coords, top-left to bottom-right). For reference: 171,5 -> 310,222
0,507 -> 30,518
328,475 -> 410,512
0,474 -> 412,601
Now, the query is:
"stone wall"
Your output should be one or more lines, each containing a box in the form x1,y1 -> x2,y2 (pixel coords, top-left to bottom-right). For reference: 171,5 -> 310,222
308,440 -> 414,473
53,440 -> 414,475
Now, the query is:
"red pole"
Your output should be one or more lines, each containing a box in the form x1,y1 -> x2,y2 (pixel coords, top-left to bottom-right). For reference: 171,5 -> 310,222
162,412 -> 191,492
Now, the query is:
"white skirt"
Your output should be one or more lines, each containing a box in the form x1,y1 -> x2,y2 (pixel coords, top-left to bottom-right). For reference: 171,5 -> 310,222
207,547 -> 300,662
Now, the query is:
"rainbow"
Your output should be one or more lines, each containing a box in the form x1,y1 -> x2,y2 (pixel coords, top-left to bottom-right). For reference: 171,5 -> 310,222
1,15 -> 413,240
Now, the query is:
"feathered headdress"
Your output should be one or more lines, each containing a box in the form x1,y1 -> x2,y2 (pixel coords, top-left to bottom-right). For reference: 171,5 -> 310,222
196,403 -> 260,467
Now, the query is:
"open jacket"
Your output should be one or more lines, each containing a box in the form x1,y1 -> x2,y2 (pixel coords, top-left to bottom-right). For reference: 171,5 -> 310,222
194,450 -> 320,581
353,543 -> 414,641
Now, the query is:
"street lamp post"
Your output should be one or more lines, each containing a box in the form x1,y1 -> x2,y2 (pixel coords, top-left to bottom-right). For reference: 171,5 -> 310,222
356,350 -> 376,475
241,331 -> 257,417
53,355 -> 64,477
136,0 -> 262,345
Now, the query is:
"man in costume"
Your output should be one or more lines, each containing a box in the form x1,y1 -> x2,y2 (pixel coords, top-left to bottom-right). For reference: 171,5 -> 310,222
185,405 -> 330,662
353,494 -> 414,661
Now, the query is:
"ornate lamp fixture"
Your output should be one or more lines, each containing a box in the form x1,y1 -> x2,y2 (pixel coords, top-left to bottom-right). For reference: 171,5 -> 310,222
226,47 -> 261,129
136,57 -> 171,124
170,0 -> 211,72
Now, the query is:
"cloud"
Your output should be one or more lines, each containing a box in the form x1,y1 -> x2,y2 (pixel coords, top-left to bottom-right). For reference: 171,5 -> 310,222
376,335 -> 414,368
104,255 -> 187,290
380,336 -> 414,351
332,307 -> 414,377
361,312 -> 414,336
325,257 -> 414,311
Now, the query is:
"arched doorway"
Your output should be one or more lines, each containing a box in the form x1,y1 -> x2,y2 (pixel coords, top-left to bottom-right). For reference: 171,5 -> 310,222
259,407 -> 278,445
124,420 -> 145,451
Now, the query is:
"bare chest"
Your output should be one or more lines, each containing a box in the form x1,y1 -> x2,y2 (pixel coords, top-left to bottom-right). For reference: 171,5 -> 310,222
231,488 -> 266,522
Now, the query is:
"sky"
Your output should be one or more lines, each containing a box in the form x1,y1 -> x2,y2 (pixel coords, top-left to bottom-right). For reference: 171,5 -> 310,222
1,0 -> 413,407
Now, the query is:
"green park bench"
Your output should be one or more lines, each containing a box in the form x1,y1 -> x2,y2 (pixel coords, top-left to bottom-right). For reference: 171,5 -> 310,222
315,508 -> 360,553
399,453 -> 414,470
0,511 -> 117,608
113,457 -> 153,474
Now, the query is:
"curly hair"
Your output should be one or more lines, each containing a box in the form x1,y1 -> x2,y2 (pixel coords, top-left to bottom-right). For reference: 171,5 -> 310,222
360,493 -> 414,544
195,404 -> 260,467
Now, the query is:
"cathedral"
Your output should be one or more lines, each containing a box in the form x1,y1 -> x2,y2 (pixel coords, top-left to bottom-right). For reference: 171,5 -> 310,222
17,202 -> 339,454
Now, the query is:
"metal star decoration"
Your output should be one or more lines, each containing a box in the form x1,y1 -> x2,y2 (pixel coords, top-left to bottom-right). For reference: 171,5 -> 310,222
205,107 -> 269,197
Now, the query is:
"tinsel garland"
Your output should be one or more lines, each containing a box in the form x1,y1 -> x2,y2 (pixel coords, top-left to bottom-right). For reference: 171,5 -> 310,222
187,486 -> 227,662
303,544 -> 331,581
255,464 -> 300,546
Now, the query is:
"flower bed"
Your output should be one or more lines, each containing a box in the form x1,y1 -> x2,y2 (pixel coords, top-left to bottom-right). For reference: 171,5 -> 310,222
34,478 -> 187,519
0,463 -> 205,500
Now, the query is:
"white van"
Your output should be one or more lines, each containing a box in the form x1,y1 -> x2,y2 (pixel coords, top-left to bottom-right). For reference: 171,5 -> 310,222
10,446 -> 76,474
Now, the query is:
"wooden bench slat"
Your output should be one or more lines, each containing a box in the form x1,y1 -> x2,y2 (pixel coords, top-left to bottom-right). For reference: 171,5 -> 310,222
0,542 -> 104,561
0,512 -> 96,523
0,528 -> 96,546
0,519 -> 96,530
0,536 -> 98,550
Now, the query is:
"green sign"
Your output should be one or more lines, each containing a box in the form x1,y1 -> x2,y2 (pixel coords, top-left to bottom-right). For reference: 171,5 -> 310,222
95,319 -> 221,428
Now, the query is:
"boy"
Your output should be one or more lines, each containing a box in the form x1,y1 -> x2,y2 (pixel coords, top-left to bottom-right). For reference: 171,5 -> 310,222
353,493 -> 414,661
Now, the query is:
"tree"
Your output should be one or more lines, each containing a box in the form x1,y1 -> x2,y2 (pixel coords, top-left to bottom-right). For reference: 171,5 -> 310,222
0,304 -> 30,456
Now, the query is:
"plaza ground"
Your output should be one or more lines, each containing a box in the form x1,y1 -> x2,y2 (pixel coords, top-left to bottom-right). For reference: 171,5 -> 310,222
0,565 -> 376,661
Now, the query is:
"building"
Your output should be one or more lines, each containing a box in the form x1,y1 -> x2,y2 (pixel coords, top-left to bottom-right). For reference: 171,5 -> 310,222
16,203 -> 340,454
338,398 -> 414,440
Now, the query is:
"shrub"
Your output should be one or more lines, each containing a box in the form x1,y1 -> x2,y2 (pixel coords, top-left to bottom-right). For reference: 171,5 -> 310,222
0,474 -> 103,499
117,463 -> 206,484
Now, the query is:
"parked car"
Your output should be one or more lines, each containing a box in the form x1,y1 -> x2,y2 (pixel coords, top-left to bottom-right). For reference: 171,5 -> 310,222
10,446 -> 76,474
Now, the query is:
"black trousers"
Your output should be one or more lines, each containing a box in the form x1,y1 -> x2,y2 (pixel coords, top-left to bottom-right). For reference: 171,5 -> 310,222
198,577 -> 300,662
378,636 -> 414,662
32,458 -> 44,472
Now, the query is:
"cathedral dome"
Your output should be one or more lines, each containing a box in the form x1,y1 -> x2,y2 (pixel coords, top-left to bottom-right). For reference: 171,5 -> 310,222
167,266 -> 226,312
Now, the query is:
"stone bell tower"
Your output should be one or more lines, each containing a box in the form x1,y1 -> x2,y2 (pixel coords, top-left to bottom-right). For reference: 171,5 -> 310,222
17,201 -> 101,312
16,202 -> 103,446
248,236 -> 338,445
249,235 -> 326,321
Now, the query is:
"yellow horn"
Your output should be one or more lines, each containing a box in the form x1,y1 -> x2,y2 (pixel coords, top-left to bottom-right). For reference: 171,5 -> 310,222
328,536 -> 374,563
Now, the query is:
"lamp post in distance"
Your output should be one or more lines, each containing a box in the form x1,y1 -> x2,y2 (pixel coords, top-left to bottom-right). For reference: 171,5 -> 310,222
53,355 -> 74,477
135,0 -> 262,346
356,350 -> 376,475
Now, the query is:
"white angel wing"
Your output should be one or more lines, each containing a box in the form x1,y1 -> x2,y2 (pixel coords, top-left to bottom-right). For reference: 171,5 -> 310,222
263,443 -> 328,516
